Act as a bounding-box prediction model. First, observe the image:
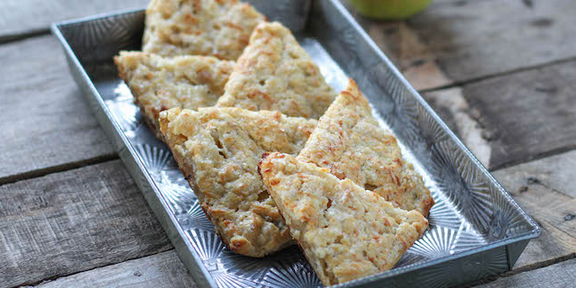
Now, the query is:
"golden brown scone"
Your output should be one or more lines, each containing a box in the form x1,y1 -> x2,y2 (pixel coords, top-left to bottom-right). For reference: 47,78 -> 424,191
114,51 -> 234,139
143,0 -> 266,60
259,152 -> 428,286
216,22 -> 337,119
297,79 -> 434,217
158,107 -> 317,257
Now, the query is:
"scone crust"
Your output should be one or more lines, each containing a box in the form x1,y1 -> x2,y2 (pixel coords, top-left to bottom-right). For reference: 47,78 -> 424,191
297,79 -> 434,216
159,107 -> 317,257
143,0 -> 266,59
114,51 -> 234,139
260,152 -> 428,286
216,22 -> 336,119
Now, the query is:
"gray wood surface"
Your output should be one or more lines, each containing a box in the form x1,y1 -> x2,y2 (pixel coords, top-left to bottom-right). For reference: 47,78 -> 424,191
0,160 -> 172,288
461,60 -> 576,170
348,0 -> 576,91
0,1 -> 574,287
0,35 -> 116,183
423,88 -> 492,167
408,0 -> 576,83
493,150 -> 576,271
422,60 -> 576,170
0,0 -> 148,42
476,258 -> 576,288
28,251 -> 196,288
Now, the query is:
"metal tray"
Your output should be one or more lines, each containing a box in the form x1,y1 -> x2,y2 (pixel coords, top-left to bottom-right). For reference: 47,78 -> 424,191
52,1 -> 540,287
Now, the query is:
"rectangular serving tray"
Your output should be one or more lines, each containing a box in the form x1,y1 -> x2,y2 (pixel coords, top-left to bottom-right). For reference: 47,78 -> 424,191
52,1 -> 540,287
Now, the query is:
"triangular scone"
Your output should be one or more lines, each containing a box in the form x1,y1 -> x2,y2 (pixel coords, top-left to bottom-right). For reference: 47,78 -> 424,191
159,107 -> 317,257
297,79 -> 434,217
216,22 -> 337,119
142,0 -> 266,60
114,51 -> 235,138
259,152 -> 428,286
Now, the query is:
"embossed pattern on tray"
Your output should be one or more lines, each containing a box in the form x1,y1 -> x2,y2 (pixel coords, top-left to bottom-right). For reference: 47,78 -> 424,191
53,1 -> 540,287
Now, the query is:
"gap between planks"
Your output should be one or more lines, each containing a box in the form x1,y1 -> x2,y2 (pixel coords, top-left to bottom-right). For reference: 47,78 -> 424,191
0,153 -> 118,187
418,54 -> 576,95
0,29 -> 50,45
14,243 -> 575,288
459,254 -> 576,288
14,249 -> 181,288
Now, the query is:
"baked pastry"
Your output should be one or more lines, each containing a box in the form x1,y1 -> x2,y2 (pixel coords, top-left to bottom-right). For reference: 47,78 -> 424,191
114,51 -> 234,139
216,22 -> 336,119
158,107 -> 317,257
259,152 -> 428,286
143,0 -> 266,60
297,79 -> 434,216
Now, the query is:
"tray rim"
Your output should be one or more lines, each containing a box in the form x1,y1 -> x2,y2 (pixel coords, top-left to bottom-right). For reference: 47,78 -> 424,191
51,1 -> 541,287
51,13 -> 219,287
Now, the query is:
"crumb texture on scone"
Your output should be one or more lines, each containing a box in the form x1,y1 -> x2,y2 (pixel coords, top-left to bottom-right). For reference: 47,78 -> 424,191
297,79 -> 434,217
143,0 -> 266,60
260,152 -> 428,286
114,51 -> 234,136
158,107 -> 317,257
216,22 -> 337,119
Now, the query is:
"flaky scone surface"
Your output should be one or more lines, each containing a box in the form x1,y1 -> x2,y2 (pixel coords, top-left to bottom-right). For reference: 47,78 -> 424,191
143,0 -> 266,60
114,51 -> 234,138
297,79 -> 434,216
216,22 -> 336,119
159,107 -> 317,257
260,152 -> 428,286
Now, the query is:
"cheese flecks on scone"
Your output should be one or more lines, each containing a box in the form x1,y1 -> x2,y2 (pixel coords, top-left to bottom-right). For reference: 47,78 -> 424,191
216,22 -> 337,119
297,79 -> 434,217
158,107 -> 317,257
259,152 -> 428,286
143,0 -> 266,60
114,51 -> 235,138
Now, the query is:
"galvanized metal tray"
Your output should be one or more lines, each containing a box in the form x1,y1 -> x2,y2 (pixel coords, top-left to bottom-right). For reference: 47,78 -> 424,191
52,1 -> 540,287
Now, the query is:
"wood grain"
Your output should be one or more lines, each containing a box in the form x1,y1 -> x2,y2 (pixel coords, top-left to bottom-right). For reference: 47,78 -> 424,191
346,0 -> 576,91
493,150 -> 576,270
475,258 -> 576,288
0,0 -> 148,42
342,6 -> 452,91
0,160 -> 172,288
423,88 -> 491,167
422,60 -> 576,170
461,60 -> 576,170
28,251 -> 195,288
408,0 -> 576,83
0,35 -> 116,182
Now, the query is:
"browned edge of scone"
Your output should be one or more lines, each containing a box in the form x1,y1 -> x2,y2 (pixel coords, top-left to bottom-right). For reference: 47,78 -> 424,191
157,108 -> 235,251
258,153 -> 336,284
158,109 -> 297,257
300,78 -> 434,218
258,152 -> 330,282
114,55 -> 166,142
259,152 -> 429,285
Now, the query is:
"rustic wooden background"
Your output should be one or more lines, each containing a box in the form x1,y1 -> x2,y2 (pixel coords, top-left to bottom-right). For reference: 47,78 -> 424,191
0,0 -> 575,287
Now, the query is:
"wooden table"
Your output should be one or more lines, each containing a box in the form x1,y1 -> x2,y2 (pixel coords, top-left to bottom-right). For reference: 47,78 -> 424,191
1,0 -> 575,287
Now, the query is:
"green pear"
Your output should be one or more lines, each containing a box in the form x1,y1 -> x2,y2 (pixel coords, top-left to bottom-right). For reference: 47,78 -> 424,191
349,0 -> 432,20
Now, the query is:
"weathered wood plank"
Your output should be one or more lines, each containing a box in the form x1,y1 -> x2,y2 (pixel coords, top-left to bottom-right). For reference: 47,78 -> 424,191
341,1 -> 452,91
346,0 -> 576,91
0,160 -> 172,288
0,35 -> 116,182
0,0 -> 148,41
423,88 -> 491,167
422,60 -> 576,170
461,60 -> 576,170
493,150 -> 576,270
408,0 -> 576,83
27,250 -> 196,288
475,258 -> 576,288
